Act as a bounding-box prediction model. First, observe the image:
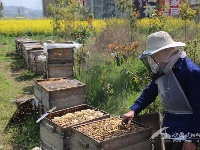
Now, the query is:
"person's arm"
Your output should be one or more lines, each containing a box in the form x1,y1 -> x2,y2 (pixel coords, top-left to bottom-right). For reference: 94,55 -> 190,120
122,78 -> 158,125
187,70 -> 200,142
130,79 -> 158,115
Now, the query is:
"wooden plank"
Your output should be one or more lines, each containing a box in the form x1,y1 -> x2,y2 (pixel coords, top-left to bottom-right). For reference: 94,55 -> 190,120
42,94 -> 87,112
50,95 -> 87,111
43,85 -> 86,100
14,96 -> 34,106
120,140 -> 152,150
100,129 -> 151,149
71,138 -> 151,150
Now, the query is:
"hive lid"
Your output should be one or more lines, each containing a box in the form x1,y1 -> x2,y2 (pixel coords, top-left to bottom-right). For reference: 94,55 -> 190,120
46,42 -> 82,53
37,78 -> 86,91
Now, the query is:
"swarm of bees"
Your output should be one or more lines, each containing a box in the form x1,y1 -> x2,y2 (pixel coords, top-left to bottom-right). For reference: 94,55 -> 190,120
76,118 -> 144,141
52,109 -> 104,128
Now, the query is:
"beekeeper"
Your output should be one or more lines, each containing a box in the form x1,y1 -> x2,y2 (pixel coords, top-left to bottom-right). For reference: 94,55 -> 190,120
122,31 -> 200,150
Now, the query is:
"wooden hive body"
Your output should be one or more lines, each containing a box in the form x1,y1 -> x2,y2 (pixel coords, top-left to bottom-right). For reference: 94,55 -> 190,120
34,78 -> 87,113
47,48 -> 74,63
70,117 -> 152,150
47,63 -> 74,78
46,44 -> 75,78
40,104 -> 110,150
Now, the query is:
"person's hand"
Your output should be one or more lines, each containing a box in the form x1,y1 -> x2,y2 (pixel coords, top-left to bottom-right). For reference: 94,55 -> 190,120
121,110 -> 135,127
182,141 -> 196,150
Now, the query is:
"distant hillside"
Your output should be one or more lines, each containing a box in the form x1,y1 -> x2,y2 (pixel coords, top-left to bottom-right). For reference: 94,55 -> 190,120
2,6 -> 43,18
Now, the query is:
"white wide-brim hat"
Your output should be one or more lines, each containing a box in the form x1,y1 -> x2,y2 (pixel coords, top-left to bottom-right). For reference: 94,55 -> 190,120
139,31 -> 186,59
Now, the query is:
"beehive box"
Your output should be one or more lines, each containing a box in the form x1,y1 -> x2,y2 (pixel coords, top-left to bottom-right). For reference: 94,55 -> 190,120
47,63 -> 74,78
40,104 -> 110,150
24,47 -> 45,69
25,50 -> 44,69
47,44 -> 74,63
70,117 -> 152,150
15,37 -> 32,54
22,43 -> 42,59
28,50 -> 47,70
34,78 -> 86,112
32,62 -> 47,75
19,40 -> 40,56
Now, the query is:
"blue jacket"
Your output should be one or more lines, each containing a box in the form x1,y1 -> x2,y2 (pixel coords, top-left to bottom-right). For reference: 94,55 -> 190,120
130,57 -> 200,141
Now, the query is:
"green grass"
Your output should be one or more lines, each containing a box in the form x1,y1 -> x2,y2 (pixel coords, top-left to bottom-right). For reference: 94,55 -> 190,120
75,52 -> 154,115
0,37 -> 17,149
6,117 -> 40,150
0,36 -> 41,149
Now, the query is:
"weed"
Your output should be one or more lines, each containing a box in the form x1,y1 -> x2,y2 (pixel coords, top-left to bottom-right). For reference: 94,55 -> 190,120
6,117 -> 40,150
184,35 -> 200,65
16,70 -> 37,81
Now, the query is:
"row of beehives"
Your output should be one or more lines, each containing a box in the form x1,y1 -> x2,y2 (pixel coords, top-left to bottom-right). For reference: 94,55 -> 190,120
15,37 -> 75,78
34,77 -> 153,150
15,37 -> 47,75
14,37 -> 161,150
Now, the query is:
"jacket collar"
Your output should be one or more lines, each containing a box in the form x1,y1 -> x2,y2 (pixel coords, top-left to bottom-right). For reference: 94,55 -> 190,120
174,58 -> 184,69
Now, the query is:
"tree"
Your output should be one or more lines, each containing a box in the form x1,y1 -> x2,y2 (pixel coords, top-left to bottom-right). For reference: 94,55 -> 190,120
47,0 -> 79,41
179,0 -> 197,40
115,0 -> 133,18
0,0 -> 3,18
17,7 -> 25,17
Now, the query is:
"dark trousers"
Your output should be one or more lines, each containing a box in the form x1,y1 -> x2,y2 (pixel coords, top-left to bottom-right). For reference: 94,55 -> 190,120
165,141 -> 183,150
165,141 -> 199,150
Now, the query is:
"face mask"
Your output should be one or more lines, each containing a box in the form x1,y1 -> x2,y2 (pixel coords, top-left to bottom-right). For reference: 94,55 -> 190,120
147,56 -> 160,74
